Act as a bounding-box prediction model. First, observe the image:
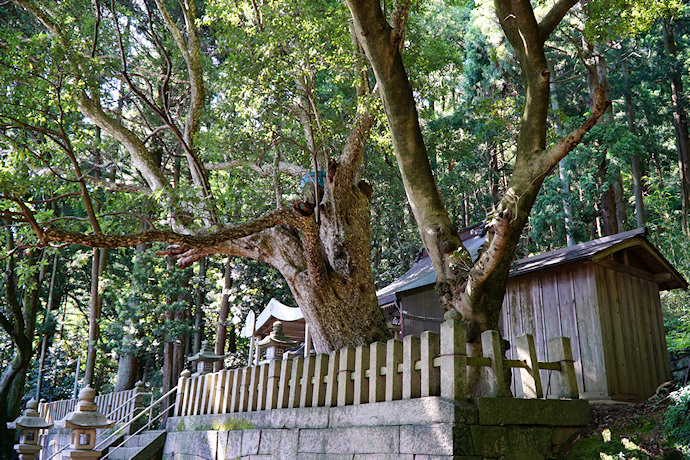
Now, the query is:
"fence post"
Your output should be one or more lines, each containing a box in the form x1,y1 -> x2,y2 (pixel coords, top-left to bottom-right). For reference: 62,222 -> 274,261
385,338 -> 403,401
311,354 -> 329,407
440,310 -> 467,400
200,373 -> 215,415
482,330 -> 511,397
403,335 -> 421,399
369,342 -> 386,403
127,381 -> 145,434
277,357 -> 292,409
549,337 -> 579,399
516,334 -> 543,398
337,347 -> 355,406
174,370 -> 191,417
238,368 -> 250,412
288,356 -> 304,409
256,363 -> 269,411
229,369 -> 242,413
324,350 -> 340,407
265,360 -> 282,410
220,369 -> 234,414
353,345 -> 370,404
213,370 -> 227,414
247,365 -> 261,411
300,356 -> 315,408
420,331 -> 440,397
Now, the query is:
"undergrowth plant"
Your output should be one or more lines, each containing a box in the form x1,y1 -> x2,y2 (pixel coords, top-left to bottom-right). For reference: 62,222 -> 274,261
664,384 -> 690,457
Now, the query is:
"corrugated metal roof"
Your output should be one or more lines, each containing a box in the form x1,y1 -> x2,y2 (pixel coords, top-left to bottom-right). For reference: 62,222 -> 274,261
376,227 -> 687,305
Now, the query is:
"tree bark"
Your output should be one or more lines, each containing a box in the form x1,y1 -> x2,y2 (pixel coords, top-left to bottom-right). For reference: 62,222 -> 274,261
345,0 -> 608,394
663,19 -> 690,235
215,256 -> 234,371
621,59 -> 645,228
0,237 -> 46,460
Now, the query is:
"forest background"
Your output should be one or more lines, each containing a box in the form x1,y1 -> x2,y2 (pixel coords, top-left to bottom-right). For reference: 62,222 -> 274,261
1,0 -> 690,456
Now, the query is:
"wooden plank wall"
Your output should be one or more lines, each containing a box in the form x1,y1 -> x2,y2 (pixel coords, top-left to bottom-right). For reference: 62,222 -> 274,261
501,262 -> 609,400
400,289 -> 443,337
593,264 -> 670,401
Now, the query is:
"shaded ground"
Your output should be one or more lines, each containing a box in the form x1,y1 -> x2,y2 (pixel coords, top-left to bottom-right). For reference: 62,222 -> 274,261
559,393 -> 686,459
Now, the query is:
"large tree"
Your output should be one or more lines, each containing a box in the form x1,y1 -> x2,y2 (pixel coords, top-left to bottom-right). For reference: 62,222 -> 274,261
2,0 -> 389,354
345,0 -> 609,389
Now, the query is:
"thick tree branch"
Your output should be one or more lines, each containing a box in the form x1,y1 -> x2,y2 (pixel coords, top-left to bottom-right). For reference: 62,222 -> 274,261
41,207 -> 309,249
544,82 -> 610,168
336,112 -> 375,187
538,0 -> 579,43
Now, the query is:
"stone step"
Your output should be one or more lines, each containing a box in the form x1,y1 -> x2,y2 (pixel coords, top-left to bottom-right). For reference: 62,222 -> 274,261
122,430 -> 166,448
105,445 -> 142,460
106,430 -> 166,460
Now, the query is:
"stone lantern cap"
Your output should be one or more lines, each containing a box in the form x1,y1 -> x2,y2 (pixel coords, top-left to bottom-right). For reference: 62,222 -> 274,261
7,398 -> 52,430
258,321 -> 298,347
187,340 -> 226,363
55,385 -> 114,429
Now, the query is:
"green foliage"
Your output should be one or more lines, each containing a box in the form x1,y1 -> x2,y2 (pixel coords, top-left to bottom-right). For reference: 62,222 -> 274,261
569,425 -> 655,459
585,0 -> 684,41
663,385 -> 690,456
210,418 -> 253,431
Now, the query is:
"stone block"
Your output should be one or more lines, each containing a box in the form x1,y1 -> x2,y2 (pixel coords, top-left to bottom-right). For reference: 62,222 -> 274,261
506,426 -> 551,455
400,424 -> 461,456
502,455 -> 545,460
328,397 -> 477,428
475,398 -> 591,426
296,455 -> 353,460
278,429 -> 299,460
221,430 -> 242,458
413,457 -> 479,460
162,431 -> 217,459
353,454 -> 413,460
241,429 -> 261,456
551,427 -> 583,449
323,426 -> 399,454
298,429 -> 327,453
470,425 -> 508,458
257,428 -> 281,454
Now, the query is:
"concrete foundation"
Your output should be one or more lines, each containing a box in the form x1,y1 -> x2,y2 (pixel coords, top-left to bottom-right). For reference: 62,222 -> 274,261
163,397 -> 590,459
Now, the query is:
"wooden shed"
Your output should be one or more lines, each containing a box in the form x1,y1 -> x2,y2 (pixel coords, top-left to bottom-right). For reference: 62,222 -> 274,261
376,227 -> 687,402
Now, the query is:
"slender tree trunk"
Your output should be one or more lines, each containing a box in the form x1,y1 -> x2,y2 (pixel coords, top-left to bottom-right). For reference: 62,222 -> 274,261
663,19 -> 690,235
622,60 -> 645,228
36,253 -> 58,398
193,259 -> 206,353
0,237 -> 46,459
84,248 -> 101,386
215,256 -> 234,371
549,66 -> 575,245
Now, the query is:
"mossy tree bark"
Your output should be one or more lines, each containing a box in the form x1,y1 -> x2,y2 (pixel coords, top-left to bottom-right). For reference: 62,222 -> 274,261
345,0 -> 609,389
11,0 -> 390,354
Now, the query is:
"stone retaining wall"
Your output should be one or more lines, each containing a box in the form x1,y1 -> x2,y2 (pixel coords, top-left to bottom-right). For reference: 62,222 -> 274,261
163,396 -> 590,459
670,351 -> 690,384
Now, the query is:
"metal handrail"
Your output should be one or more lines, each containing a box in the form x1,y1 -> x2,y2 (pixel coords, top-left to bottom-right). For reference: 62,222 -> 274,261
100,398 -> 175,460
43,386 -> 177,460
93,386 -> 178,452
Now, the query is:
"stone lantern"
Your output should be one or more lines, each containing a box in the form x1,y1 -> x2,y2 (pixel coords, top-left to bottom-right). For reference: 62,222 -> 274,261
258,321 -> 298,360
6,398 -> 52,460
55,385 -> 114,460
188,340 -> 226,376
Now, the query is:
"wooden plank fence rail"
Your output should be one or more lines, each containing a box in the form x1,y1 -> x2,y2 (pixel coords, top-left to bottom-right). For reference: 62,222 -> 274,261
38,381 -> 148,425
174,313 -> 579,417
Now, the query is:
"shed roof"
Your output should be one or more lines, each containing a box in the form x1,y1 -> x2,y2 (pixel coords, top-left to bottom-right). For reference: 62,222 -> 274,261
376,227 -> 687,305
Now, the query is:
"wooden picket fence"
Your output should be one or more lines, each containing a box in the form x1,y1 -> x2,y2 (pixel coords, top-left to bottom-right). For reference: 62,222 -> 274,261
174,314 -> 579,417
38,382 -> 148,424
